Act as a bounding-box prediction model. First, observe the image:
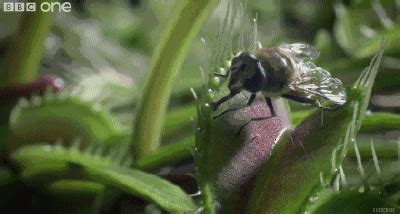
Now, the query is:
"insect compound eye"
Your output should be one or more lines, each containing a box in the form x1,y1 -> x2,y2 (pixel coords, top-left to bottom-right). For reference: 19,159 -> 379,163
231,56 -> 242,66
230,55 -> 245,69
235,52 -> 256,67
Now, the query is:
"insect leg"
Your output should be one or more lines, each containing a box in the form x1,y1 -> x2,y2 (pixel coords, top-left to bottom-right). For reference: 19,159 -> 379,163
211,89 -> 240,111
214,72 -> 229,77
246,93 -> 257,106
236,116 -> 273,135
266,97 -> 276,117
213,107 -> 242,119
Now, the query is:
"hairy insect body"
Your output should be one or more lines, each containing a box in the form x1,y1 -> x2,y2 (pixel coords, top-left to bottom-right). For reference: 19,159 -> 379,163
228,53 -> 265,94
212,43 -> 347,112
258,48 -> 296,97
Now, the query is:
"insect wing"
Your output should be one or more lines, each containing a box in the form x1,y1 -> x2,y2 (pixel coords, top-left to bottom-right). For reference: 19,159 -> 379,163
279,43 -> 320,60
289,61 -> 347,109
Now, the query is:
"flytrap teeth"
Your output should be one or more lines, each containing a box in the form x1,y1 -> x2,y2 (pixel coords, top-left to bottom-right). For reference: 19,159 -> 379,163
82,142 -> 131,166
122,157 -> 133,167
107,144 -> 130,165
114,153 -> 126,166
84,143 -> 95,154
43,89 -> 56,101
57,91 -> 69,100
320,172 -> 327,187
70,138 -> 82,150
224,59 -> 231,68
333,174 -> 341,191
91,103 -> 103,112
31,95 -> 42,106
370,139 -> 382,179
54,139 -> 64,149
18,97 -> 30,108
339,165 -> 347,187
106,147 -> 119,161
94,146 -> 105,157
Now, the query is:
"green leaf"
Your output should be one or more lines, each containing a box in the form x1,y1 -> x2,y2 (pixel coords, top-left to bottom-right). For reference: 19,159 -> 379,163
247,40 -> 386,213
333,3 -> 400,59
355,27 -> 400,58
359,112 -> 400,133
11,143 -> 196,213
164,105 -> 197,138
304,138 -> 400,212
291,110 -> 314,126
305,190 -> 395,214
9,92 -> 128,146
132,0 -> 217,159
334,3 -> 366,56
348,138 -> 399,158
11,141 -> 130,169
84,166 -> 196,213
47,179 -> 104,197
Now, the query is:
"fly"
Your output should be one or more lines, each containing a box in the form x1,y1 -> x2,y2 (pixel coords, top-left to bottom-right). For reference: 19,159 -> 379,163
212,43 -> 347,115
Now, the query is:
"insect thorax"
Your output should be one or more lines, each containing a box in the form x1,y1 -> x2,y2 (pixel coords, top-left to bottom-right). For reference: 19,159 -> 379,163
257,50 -> 295,95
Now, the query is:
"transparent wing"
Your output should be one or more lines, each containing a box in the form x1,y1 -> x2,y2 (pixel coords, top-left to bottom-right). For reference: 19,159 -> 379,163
278,43 -> 320,60
288,61 -> 347,109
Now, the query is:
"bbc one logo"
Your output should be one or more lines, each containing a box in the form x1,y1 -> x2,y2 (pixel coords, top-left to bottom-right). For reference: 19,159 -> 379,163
3,1 -> 72,12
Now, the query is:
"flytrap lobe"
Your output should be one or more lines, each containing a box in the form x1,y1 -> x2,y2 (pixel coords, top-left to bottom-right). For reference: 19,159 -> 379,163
194,1 -> 299,213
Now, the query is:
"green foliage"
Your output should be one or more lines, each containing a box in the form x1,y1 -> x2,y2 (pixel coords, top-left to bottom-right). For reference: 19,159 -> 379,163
9,91 -> 128,146
2,0 -> 53,85
360,112 -> 400,133
305,190 -> 393,214
303,138 -> 400,213
132,0 -> 217,160
11,142 -> 196,213
11,141 -> 131,169
135,136 -> 194,171
334,3 -> 400,59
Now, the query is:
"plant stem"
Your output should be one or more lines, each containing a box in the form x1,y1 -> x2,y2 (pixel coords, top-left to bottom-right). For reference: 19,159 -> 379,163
132,0 -> 216,160
2,0 -> 54,86
200,183 -> 216,214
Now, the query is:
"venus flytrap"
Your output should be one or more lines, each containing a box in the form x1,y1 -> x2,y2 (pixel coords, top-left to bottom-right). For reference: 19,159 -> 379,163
1,1 -> 399,213
135,136 -> 194,171
303,137 -> 400,213
11,140 -> 196,213
9,91 -> 128,147
195,2 -> 295,213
